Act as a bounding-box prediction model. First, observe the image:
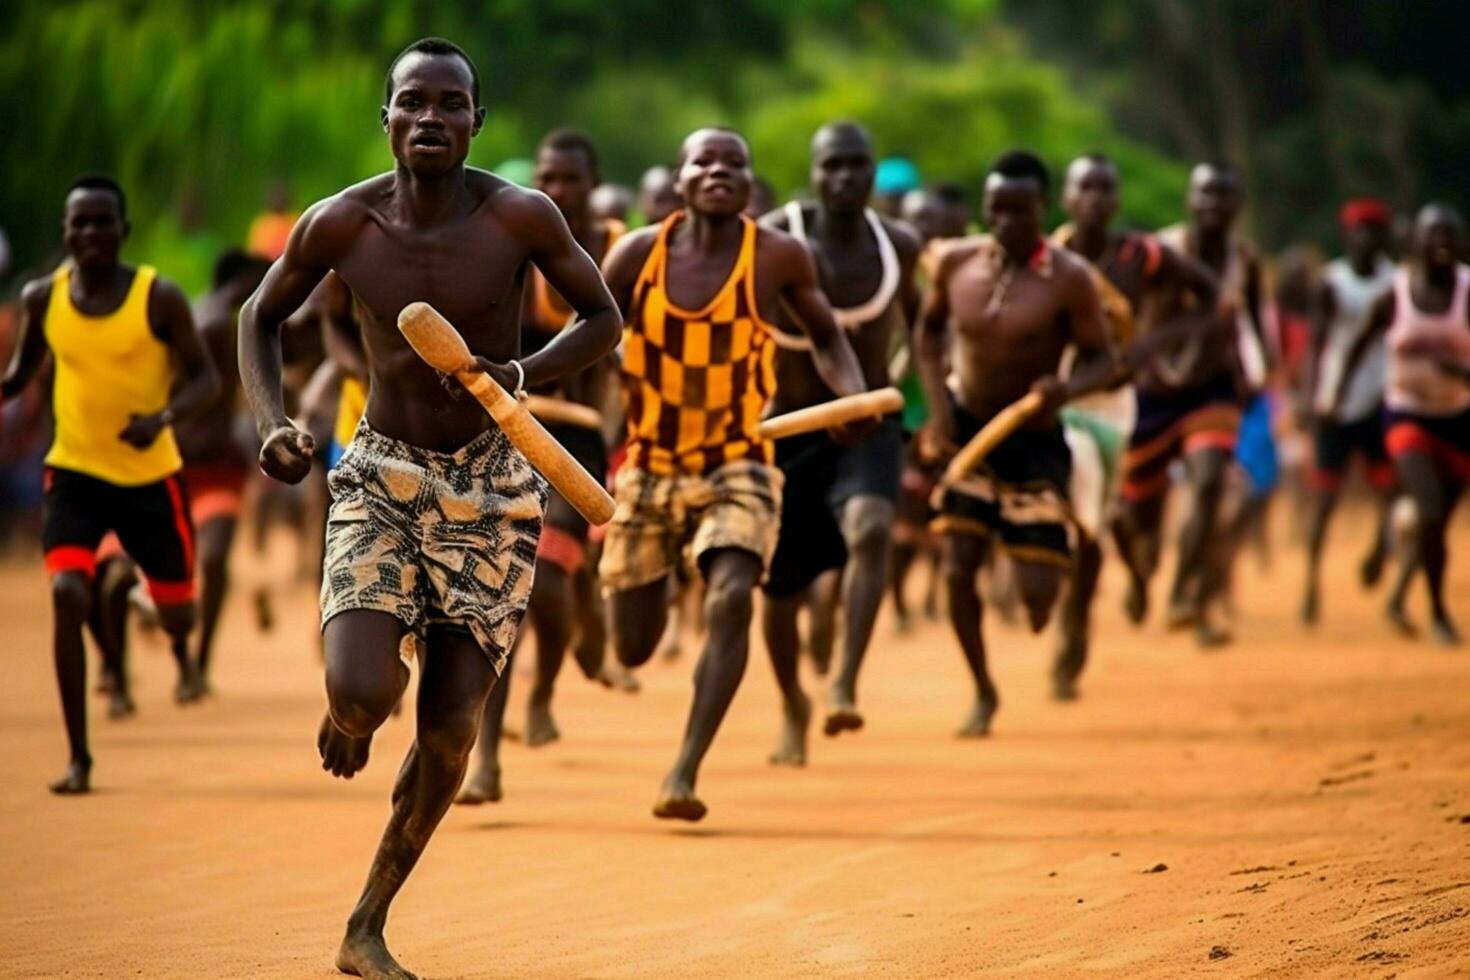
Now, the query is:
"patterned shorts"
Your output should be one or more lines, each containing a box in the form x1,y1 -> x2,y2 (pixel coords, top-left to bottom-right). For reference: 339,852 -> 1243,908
321,421 -> 548,674
598,460 -> 783,593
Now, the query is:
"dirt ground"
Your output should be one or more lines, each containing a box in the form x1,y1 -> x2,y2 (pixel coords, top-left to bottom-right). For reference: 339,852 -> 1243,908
1,504 -> 1468,978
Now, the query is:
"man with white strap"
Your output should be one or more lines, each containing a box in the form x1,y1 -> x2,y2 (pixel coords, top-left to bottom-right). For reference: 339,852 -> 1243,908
759,121 -> 921,765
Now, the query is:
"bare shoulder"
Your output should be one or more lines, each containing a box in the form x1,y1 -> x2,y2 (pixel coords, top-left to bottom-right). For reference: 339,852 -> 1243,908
1051,246 -> 1097,289
19,274 -> 53,316
605,225 -> 660,269
755,223 -> 808,263
474,170 -> 561,234
293,179 -> 387,259
148,272 -> 191,309
935,235 -> 988,279
879,216 -> 924,262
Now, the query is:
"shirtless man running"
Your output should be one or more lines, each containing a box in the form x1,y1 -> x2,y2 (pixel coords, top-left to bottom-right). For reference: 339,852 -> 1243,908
238,39 -> 619,978
1051,153 -> 1217,696
2,176 -> 219,793
458,128 -> 627,805
759,122 -> 920,764
1114,162 -> 1254,643
917,150 -> 1114,736
174,249 -> 272,688
600,126 -> 869,820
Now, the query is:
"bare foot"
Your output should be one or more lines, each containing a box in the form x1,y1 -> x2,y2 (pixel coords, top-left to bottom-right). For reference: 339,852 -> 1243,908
1385,602 -> 1418,638
1124,577 -> 1148,625
1051,674 -> 1079,702
107,689 -> 137,720
174,662 -> 207,705
653,776 -> 707,822
956,697 -> 997,738
1359,548 -> 1385,588
1164,597 -> 1199,631
1431,615 -> 1462,648
1300,583 -> 1319,626
318,713 -> 372,779
1196,619 -> 1234,649
596,661 -> 641,693
253,586 -> 274,633
454,765 -> 502,805
768,690 -> 811,767
823,688 -> 864,737
49,759 -> 91,795
336,928 -> 417,980
524,697 -> 560,748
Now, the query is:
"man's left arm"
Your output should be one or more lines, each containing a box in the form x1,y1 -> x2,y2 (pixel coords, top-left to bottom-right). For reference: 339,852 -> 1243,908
1043,259 -> 1116,407
477,191 -> 620,391
775,235 -> 867,399
124,278 -> 219,448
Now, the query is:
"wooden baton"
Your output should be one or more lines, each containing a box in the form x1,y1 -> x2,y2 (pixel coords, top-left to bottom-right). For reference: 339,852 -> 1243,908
940,389 -> 1046,487
397,302 -> 616,526
756,387 -> 904,441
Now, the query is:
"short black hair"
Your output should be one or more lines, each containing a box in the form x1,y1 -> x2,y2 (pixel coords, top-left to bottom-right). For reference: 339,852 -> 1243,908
537,128 -> 600,177
385,37 -> 479,107
1075,151 -> 1115,169
212,248 -> 271,290
676,126 -> 749,168
931,181 -> 969,206
1193,159 -> 1239,182
67,175 -> 127,220
987,150 -> 1050,197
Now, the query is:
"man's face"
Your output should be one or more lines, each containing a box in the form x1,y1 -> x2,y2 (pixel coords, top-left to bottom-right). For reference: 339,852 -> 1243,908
1344,222 -> 1387,266
1415,212 -> 1461,270
535,147 -> 595,222
677,131 -> 753,218
639,167 -> 681,223
1063,159 -> 1118,230
983,176 -> 1043,261
811,132 -> 874,215
382,52 -> 484,177
63,189 -> 127,269
901,191 -> 946,243
1188,166 -> 1241,233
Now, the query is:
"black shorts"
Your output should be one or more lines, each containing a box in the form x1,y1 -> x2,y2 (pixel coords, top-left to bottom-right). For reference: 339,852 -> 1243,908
931,395 -> 1073,567
763,416 -> 904,597
536,422 -> 609,575
42,467 -> 196,603
1312,413 -> 1393,491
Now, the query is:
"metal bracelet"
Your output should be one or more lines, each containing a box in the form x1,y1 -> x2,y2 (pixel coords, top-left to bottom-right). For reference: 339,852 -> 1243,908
510,359 -> 527,400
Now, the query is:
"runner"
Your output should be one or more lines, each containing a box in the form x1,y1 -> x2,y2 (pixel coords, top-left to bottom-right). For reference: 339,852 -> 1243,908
1335,204 -> 1470,645
458,128 -> 628,806
916,150 -> 1114,736
599,126 -> 870,820
759,121 -> 921,764
237,39 -> 620,979
590,182 -> 633,225
1115,162 -> 1254,645
1301,199 -> 1397,625
638,165 -> 681,224
174,248 -> 272,688
1051,152 -> 1218,697
2,175 -> 219,794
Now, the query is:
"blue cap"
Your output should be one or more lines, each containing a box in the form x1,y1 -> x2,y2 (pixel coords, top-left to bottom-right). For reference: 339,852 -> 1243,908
875,157 -> 921,197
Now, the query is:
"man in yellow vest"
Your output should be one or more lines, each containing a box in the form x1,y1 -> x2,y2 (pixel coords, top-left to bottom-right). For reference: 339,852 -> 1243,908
2,176 -> 219,794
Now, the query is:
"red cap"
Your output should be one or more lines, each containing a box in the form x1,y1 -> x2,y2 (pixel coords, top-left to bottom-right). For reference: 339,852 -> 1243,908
1340,198 -> 1390,230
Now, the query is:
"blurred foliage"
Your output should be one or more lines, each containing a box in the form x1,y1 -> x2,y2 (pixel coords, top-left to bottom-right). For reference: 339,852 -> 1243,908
5,0 -> 1461,293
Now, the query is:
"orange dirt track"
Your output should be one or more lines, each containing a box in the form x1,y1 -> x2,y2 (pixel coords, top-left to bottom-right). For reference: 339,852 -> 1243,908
2,506 -> 1468,978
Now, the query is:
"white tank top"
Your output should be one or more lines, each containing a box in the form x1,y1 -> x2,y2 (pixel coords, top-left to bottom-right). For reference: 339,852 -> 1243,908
1385,263 -> 1470,417
1314,256 -> 1395,421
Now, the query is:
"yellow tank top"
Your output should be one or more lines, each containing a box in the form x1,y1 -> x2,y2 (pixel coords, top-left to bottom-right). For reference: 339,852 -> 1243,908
334,375 -> 368,448
44,264 -> 183,485
622,212 -> 777,475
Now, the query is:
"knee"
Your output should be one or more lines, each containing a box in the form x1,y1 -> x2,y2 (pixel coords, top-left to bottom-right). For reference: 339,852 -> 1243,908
1019,566 -> 1063,633
324,667 -> 402,739
418,704 -> 481,763
157,601 -> 197,639
201,546 -> 230,582
51,572 -> 92,623
703,576 -> 753,631
843,501 -> 895,560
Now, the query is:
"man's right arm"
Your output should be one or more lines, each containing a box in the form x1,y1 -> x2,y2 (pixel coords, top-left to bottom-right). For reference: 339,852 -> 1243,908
239,198 -> 353,483
1,281 -> 53,402
1330,289 -> 1394,416
915,246 -> 962,454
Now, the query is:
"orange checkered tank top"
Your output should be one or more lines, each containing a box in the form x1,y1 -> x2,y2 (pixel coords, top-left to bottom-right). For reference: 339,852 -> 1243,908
622,211 -> 777,476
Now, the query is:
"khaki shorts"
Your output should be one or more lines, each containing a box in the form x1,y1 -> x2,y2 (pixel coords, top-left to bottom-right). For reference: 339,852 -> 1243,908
321,421 -> 547,675
598,460 -> 783,592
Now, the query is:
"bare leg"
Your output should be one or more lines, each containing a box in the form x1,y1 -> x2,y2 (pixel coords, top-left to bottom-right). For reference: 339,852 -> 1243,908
1396,452 -> 1463,645
804,569 -> 841,676
826,496 -> 894,734
654,549 -> 762,820
1114,492 -> 1164,624
1385,494 -> 1421,635
1053,535 -> 1102,701
1360,489 -> 1393,587
942,534 -> 997,737
524,563 -> 572,747
194,516 -> 238,684
761,592 -> 810,767
456,633 -> 522,805
890,536 -> 918,632
319,611 -> 410,780
50,571 -> 93,794
1167,448 -> 1229,626
611,575 -> 673,670
336,624 -> 498,980
1301,485 -> 1339,625
93,558 -> 138,719
158,601 -> 204,704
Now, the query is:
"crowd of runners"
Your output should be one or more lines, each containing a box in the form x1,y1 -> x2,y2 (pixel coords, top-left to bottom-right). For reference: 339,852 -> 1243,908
2,36 -> 1467,980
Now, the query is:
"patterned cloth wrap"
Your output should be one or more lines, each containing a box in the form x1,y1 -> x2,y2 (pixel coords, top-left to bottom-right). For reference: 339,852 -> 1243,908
321,420 -> 547,675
